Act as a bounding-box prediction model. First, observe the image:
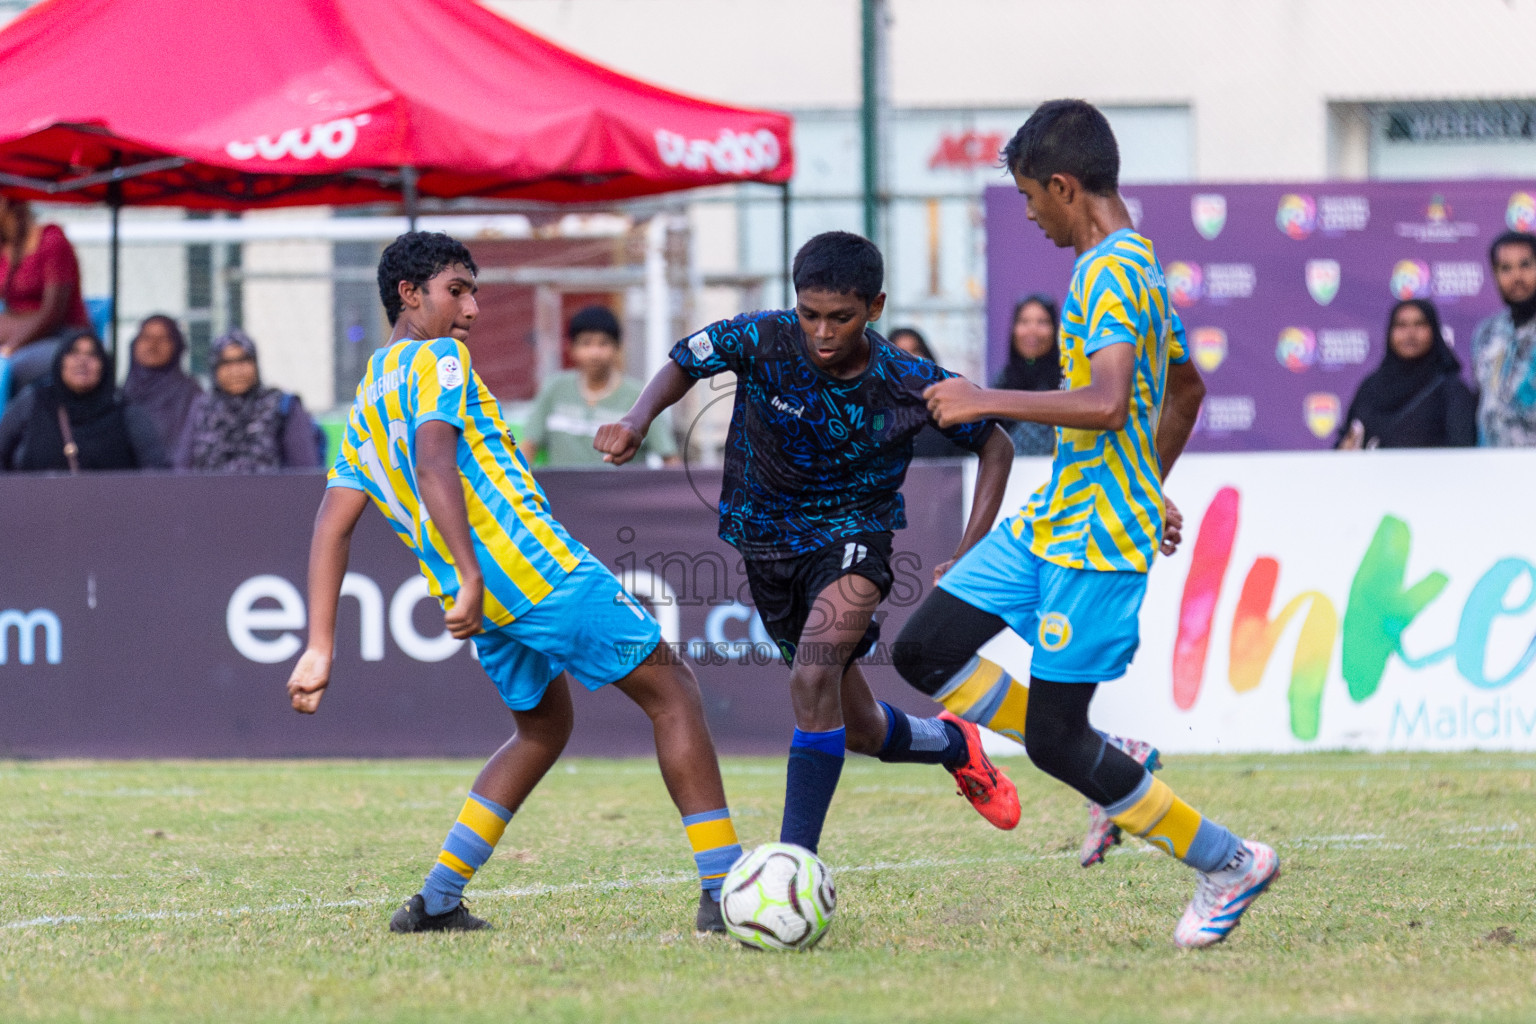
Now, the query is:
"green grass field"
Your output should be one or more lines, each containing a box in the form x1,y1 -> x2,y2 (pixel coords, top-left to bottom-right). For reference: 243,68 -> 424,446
3,753 -> 1534,1024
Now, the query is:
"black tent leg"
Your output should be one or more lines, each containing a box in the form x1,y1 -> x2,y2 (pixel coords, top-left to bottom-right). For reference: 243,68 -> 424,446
402,166 -> 420,232
780,181 -> 791,305
107,180 -> 122,359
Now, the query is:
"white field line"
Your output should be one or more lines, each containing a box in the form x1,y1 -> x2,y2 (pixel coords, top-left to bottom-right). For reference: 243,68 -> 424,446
2,855 -> 1071,931
5,828 -> 1532,933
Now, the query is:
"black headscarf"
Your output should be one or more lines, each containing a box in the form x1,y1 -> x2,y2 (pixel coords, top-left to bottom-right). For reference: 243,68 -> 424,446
35,329 -> 119,424
123,314 -> 202,448
19,329 -> 137,470
1339,299 -> 1462,443
994,295 -> 1062,393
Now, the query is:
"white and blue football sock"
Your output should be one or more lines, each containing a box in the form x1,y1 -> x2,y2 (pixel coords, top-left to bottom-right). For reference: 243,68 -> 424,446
873,700 -> 968,769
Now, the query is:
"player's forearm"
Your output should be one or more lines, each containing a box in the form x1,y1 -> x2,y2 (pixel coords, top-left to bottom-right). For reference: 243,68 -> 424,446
2,284 -> 72,349
976,385 -> 1128,431
305,490 -> 366,655
955,426 -> 1013,558
623,361 -> 695,433
1155,363 -> 1206,480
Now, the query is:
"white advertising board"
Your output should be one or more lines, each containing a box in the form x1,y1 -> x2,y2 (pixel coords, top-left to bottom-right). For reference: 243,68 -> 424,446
964,449 -> 1536,753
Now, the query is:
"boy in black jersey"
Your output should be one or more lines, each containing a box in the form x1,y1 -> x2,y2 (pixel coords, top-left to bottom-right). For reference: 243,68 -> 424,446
596,232 -> 1021,855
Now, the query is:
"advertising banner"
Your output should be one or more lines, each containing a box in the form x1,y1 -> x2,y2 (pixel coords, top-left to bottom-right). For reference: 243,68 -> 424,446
0,467 -> 962,758
984,179 -> 1535,451
968,450 -> 1536,753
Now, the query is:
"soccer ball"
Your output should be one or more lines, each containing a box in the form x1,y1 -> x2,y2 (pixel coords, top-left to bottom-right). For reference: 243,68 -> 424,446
719,842 -> 836,951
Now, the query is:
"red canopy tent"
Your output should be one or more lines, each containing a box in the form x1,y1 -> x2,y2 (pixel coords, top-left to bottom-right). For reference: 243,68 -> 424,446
0,0 -> 794,341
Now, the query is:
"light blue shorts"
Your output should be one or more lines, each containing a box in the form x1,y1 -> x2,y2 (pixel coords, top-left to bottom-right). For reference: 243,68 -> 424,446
473,554 -> 662,711
937,525 -> 1148,683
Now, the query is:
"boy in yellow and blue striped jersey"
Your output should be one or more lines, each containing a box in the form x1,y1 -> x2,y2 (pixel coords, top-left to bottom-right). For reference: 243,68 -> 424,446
284,232 -> 741,935
893,101 -> 1279,949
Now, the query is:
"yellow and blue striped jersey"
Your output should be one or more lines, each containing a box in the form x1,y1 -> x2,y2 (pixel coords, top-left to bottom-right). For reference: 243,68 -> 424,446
328,337 -> 585,626
1008,229 -> 1189,574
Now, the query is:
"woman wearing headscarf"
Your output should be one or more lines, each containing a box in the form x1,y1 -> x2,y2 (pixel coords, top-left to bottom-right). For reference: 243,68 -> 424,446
175,328 -> 322,472
123,314 -> 202,451
991,294 -> 1062,456
0,329 -> 168,471
1337,298 -> 1477,450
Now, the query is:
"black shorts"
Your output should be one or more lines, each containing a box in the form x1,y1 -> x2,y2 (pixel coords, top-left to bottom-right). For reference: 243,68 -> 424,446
743,532 -> 895,667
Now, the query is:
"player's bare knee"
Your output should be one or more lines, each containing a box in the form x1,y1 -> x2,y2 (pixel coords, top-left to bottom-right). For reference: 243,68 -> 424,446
842,719 -> 885,756
513,705 -> 573,752
788,660 -> 842,697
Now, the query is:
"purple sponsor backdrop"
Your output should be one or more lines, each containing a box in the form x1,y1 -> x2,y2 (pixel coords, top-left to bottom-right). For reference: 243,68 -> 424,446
0,467 -> 962,758
985,179 -> 1536,450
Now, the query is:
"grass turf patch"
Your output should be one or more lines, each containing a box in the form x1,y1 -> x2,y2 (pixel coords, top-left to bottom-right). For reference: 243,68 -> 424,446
2,754 -> 1534,1023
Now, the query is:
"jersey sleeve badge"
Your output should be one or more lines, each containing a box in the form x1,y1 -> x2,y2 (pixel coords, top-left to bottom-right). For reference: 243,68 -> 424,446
436,354 -> 465,390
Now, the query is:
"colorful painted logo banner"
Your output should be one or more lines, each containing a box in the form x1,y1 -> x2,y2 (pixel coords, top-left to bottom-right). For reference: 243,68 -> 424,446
985,180 -> 1530,451
968,450 -> 1536,753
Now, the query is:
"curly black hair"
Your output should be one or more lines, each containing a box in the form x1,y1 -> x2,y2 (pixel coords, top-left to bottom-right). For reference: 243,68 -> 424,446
376,231 -> 479,325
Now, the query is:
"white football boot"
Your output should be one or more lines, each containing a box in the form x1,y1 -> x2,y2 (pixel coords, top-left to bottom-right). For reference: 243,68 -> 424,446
1173,839 -> 1280,948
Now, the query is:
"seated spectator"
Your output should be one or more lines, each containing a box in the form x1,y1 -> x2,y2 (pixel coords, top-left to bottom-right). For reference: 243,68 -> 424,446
123,314 -> 202,452
0,197 -> 93,397
1337,298 -> 1476,450
175,328 -> 322,473
523,306 -> 680,468
991,295 -> 1061,456
1471,230 -> 1536,446
888,326 -> 969,459
0,329 -> 168,471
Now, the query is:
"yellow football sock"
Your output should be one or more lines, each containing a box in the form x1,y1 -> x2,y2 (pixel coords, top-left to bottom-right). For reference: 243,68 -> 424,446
1108,777 -> 1205,860
933,655 -> 1030,745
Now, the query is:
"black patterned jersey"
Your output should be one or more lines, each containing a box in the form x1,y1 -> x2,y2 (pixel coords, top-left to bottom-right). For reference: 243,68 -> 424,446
670,309 -> 996,559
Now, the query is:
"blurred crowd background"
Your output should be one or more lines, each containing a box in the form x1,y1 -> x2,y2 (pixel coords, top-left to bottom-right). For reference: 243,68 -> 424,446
3,0 -> 1535,471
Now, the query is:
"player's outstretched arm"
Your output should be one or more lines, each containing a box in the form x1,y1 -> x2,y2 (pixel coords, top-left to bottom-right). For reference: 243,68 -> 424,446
416,420 -> 486,639
594,360 -> 696,465
924,344 -> 1136,431
935,425 -> 1014,582
287,486 -> 368,714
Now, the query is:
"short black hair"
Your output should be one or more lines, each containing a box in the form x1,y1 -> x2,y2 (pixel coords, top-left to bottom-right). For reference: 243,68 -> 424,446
1489,230 -> 1536,267
377,231 -> 479,325
567,305 -> 622,344
1002,99 -> 1120,196
792,231 -> 883,304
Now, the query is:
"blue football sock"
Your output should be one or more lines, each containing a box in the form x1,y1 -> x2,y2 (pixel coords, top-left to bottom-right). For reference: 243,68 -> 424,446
874,700 -> 968,769
420,792 -> 513,916
780,727 -> 845,855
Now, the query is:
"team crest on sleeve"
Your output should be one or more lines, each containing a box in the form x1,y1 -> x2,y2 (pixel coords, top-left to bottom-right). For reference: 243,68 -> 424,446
1038,612 -> 1073,652
436,355 -> 464,389
688,331 -> 714,360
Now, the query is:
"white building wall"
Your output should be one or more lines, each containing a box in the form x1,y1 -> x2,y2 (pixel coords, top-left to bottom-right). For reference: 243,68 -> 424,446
492,0 -> 1536,180
239,211 -> 334,412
